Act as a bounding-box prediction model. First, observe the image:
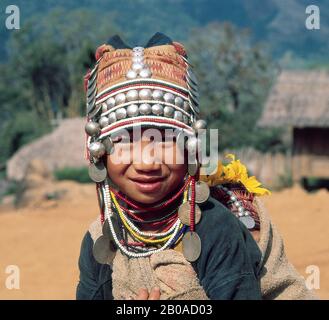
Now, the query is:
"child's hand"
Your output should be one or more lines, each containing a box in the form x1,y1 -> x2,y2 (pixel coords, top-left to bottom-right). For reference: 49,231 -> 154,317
129,287 -> 161,300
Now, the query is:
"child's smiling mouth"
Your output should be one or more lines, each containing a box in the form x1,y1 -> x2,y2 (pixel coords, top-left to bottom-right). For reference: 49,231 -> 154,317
129,177 -> 166,193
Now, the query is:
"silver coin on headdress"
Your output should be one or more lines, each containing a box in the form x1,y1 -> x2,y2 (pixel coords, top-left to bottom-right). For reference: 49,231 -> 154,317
182,231 -> 201,262
195,181 -> 210,204
88,160 -> 107,183
178,202 -> 202,226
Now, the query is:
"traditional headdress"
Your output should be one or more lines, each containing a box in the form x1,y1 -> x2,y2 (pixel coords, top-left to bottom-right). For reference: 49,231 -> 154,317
83,33 -> 211,264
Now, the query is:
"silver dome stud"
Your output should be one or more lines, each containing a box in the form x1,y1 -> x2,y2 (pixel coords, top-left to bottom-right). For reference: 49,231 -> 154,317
139,103 -> 152,115
139,89 -> 152,100
152,104 -> 164,116
193,119 -> 207,130
85,121 -> 101,136
174,96 -> 184,108
126,89 -> 139,102
163,106 -> 174,117
126,69 -> 138,79
183,101 -> 190,112
139,68 -> 152,78
101,102 -> 108,113
132,63 -> 144,72
127,104 -> 139,117
152,90 -> 164,101
89,141 -> 106,158
132,56 -> 143,64
108,112 -> 117,124
115,93 -> 126,105
99,116 -> 109,128
174,111 -> 183,121
163,92 -> 175,104
106,97 -> 116,108
115,108 -> 127,120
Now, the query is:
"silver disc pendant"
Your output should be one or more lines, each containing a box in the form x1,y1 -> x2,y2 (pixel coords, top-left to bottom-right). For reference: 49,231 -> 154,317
92,235 -> 117,264
195,181 -> 210,204
178,202 -> 202,225
88,161 -> 107,183
239,216 -> 256,230
188,159 -> 199,176
182,231 -> 201,262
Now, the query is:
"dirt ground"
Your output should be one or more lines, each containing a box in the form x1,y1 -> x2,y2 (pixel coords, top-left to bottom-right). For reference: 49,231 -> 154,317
0,182 -> 328,300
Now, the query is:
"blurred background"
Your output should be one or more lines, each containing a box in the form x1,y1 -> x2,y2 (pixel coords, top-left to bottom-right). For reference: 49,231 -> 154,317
0,0 -> 328,299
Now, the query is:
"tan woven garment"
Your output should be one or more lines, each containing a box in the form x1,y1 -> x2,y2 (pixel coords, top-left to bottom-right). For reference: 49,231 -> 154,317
88,197 -> 317,300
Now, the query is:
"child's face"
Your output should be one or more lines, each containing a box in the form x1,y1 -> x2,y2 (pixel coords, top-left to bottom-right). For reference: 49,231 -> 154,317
106,128 -> 187,204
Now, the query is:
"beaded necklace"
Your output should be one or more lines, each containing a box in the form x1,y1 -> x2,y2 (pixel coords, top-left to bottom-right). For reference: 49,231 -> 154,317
101,178 -> 189,258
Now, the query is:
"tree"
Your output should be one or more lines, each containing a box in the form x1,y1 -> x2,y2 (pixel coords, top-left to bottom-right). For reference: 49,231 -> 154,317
186,22 -> 281,151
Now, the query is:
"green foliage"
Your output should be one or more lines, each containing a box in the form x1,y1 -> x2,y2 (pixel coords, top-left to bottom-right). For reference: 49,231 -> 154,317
0,8 -> 118,165
54,167 -> 91,184
187,22 -> 284,152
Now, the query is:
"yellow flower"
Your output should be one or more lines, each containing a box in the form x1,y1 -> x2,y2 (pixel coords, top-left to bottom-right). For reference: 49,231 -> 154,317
199,153 -> 271,196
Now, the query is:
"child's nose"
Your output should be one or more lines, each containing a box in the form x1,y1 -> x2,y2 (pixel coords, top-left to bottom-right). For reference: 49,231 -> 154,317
133,157 -> 162,172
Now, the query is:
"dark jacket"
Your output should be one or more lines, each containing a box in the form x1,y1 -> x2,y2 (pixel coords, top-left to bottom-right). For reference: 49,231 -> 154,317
76,196 -> 262,300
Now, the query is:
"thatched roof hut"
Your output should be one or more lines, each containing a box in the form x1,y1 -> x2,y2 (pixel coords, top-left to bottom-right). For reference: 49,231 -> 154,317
258,70 -> 329,128
258,70 -> 329,180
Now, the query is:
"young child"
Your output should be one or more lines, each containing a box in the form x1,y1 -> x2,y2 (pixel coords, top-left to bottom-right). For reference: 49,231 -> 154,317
76,33 -> 315,300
